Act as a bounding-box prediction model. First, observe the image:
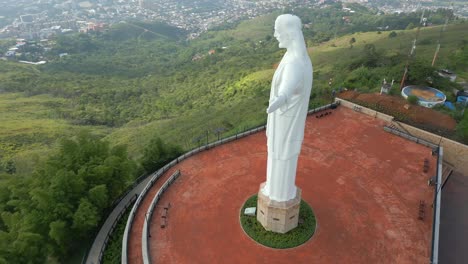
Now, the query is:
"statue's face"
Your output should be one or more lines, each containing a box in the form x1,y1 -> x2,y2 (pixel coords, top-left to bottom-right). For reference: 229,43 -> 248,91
274,22 -> 290,49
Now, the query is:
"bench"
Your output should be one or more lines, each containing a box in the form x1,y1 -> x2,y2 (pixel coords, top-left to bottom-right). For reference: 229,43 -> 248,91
161,203 -> 171,228
418,200 -> 425,220
316,111 -> 332,118
423,158 -> 429,173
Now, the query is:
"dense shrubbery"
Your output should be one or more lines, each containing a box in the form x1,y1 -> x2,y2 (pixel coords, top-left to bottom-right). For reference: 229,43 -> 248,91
140,136 -> 183,174
0,132 -> 137,263
407,95 -> 419,105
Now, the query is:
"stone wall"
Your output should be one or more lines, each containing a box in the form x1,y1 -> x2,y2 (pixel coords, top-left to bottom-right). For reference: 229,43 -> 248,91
336,98 -> 394,122
336,98 -> 468,175
396,123 -> 468,174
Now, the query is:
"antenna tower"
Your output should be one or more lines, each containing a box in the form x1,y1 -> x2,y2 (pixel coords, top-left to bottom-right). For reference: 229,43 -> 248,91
431,3 -> 453,67
399,3 -> 425,90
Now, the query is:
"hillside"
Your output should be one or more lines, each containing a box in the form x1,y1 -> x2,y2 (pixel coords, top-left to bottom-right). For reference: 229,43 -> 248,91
0,6 -> 467,262
1,17 -> 467,175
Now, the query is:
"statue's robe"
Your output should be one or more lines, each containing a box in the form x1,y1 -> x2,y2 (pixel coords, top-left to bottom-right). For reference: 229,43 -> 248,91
263,53 -> 313,201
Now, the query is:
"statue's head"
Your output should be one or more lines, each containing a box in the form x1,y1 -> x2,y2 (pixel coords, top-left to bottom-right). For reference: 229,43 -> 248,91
274,14 -> 302,49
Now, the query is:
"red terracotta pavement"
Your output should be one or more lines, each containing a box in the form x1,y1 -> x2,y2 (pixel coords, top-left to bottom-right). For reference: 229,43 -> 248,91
128,166 -> 180,264
130,106 -> 436,264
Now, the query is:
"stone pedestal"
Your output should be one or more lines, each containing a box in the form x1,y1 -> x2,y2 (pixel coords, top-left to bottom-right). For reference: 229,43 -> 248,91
257,182 -> 301,234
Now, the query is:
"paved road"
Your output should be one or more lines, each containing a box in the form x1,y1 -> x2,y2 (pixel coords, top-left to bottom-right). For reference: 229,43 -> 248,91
439,171 -> 468,264
85,175 -> 153,264
127,168 -> 177,264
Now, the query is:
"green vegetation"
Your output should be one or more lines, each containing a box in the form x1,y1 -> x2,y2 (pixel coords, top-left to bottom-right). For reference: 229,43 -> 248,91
407,95 -> 419,105
0,132 -> 137,263
102,201 -> 134,264
457,111 -> 468,143
0,3 -> 467,261
140,136 -> 183,174
240,195 -> 316,249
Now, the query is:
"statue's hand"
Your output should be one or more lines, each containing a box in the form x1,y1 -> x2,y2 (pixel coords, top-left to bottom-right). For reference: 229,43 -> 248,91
266,95 -> 286,114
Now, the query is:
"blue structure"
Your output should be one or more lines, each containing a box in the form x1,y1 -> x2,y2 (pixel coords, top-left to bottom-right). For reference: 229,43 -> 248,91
444,102 -> 455,110
401,85 -> 446,108
457,96 -> 468,104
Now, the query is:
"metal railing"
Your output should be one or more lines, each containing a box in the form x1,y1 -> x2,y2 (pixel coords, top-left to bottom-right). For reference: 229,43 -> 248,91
142,170 -> 181,264
383,125 -> 443,264
87,194 -> 137,264
383,126 -> 438,150
430,147 -> 443,264
82,173 -> 147,264
121,167 -> 172,264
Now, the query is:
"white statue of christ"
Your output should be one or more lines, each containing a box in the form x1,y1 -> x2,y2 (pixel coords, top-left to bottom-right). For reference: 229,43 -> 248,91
261,14 -> 313,202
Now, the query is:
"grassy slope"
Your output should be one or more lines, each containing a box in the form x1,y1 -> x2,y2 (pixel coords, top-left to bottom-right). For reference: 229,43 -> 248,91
109,24 -> 468,157
0,93 -> 111,173
1,20 -> 467,173
311,24 -> 468,79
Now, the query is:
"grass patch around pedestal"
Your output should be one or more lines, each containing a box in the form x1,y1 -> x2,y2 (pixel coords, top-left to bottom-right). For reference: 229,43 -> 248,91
240,194 -> 316,249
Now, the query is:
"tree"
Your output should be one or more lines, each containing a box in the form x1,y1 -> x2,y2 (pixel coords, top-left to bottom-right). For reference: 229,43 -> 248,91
407,61 -> 436,85
140,137 -> 182,173
5,161 -> 15,175
349,37 -> 356,48
0,131 -> 137,261
388,31 -> 397,38
362,44 -> 380,67
12,232 -> 47,264
49,220 -> 70,256
73,198 -> 99,233
88,184 -> 109,210
406,22 -> 415,30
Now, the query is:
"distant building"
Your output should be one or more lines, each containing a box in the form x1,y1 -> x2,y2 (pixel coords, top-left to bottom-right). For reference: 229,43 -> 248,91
86,22 -> 107,32
20,14 -> 34,23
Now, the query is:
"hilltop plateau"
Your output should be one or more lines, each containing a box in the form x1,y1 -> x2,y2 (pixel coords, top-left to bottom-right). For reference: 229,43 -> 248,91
0,4 -> 467,263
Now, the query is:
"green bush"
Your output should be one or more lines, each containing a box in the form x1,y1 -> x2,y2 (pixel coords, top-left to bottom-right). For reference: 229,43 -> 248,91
240,195 -> 316,249
456,112 -> 468,144
407,95 -> 419,105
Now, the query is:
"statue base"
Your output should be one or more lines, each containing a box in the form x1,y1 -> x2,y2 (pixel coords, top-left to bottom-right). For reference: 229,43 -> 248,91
257,182 -> 301,234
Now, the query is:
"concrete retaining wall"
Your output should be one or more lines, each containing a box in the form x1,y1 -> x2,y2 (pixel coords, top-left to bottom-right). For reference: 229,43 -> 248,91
397,123 -> 468,174
335,98 -> 394,122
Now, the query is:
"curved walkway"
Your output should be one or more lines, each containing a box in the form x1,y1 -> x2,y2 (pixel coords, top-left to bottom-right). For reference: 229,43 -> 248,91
127,166 -> 179,263
86,176 -> 151,264
135,107 -> 435,264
